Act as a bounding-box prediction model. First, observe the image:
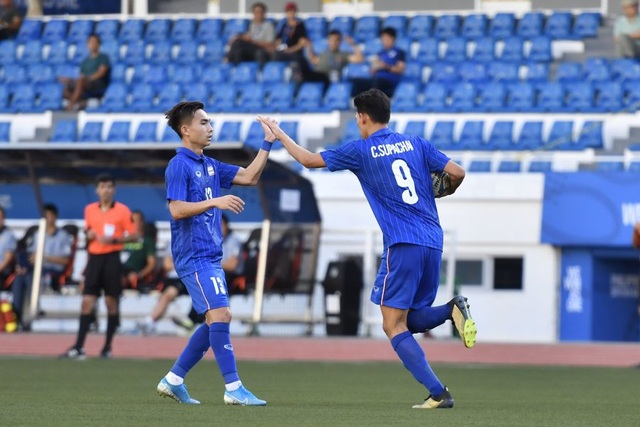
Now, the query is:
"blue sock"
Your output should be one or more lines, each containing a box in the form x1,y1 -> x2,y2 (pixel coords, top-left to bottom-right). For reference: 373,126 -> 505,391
171,323 -> 210,378
407,304 -> 451,334
209,322 -> 240,384
391,331 -> 444,396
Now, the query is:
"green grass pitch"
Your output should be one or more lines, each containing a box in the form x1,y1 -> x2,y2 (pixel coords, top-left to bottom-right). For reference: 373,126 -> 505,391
1,358 -> 638,426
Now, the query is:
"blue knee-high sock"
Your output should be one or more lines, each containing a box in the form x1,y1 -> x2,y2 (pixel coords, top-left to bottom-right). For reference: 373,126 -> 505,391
209,322 -> 240,384
407,304 -> 451,333
171,323 -> 210,378
391,331 -> 444,396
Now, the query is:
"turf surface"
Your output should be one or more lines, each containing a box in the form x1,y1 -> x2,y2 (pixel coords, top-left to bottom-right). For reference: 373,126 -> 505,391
1,357 -> 638,426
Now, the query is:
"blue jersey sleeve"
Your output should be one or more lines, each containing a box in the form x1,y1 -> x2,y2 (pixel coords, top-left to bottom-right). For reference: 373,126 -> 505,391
165,159 -> 189,201
320,141 -> 361,172
423,138 -> 450,172
216,160 -> 240,189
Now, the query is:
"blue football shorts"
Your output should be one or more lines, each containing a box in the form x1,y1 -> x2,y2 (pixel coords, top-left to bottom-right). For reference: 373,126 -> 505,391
181,266 -> 230,314
370,243 -> 442,310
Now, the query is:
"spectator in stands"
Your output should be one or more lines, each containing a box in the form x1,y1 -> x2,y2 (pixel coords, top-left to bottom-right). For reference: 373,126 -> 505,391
11,203 -> 73,331
60,34 -> 110,111
62,174 -> 138,360
350,27 -> 406,98
634,221 -> 640,248
0,206 -> 16,290
0,0 -> 23,40
225,2 -> 275,66
273,2 -> 312,82
122,210 -> 157,291
305,30 -> 364,90
615,0 -> 640,58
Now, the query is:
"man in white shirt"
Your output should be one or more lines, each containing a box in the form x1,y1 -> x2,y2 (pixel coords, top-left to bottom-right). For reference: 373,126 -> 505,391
615,0 -> 640,58
225,2 -> 275,65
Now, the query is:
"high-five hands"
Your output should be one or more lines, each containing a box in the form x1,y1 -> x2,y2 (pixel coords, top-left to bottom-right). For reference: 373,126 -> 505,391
257,116 -> 285,140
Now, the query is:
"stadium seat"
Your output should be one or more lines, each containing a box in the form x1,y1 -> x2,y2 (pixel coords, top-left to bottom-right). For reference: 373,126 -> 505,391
100,39 -> 120,63
128,84 -> 156,112
507,82 -> 535,111
266,82 -> 295,112
91,82 -> 127,112
443,37 -> 467,62
0,121 -> 9,142
0,84 -> 9,112
183,82 -> 209,103
244,120 -> 263,149
145,19 -> 171,42
79,121 -> 104,142
119,19 -> 145,43
94,19 -> 119,41
354,16 -> 380,43
2,64 -> 26,85
217,121 -> 242,142
210,84 -> 237,112
38,82 -> 63,110
170,18 -> 196,42
517,121 -> 544,149
528,36 -> 553,62
434,15 -> 460,39
576,121 -> 603,149
547,121 -> 574,150
175,40 -> 198,65
594,161 -> 624,172
223,18 -> 249,42
624,80 -> 640,109
201,40 -> 226,64
573,12 -> 600,38
382,15 -> 407,38
149,40 -> 172,64
391,82 -> 419,112
323,82 -> 352,110
582,58 -> 611,83
135,64 -> 167,86
408,15 -> 433,40
161,125 -> 180,142
402,62 -> 423,83
489,121 -> 514,149
478,82 -> 506,111
565,82 -> 594,112
41,20 -> 68,43
10,83 -> 36,112
236,83 -> 264,112
67,19 -> 94,44
403,120 -> 426,138
342,63 -> 371,80
546,12 -> 573,39
261,61 -> 288,83
133,121 -> 158,142
556,62 -> 581,82
71,41 -> 89,65
16,19 -> 42,42
305,16 -> 327,41
459,62 -> 487,83
421,82 -> 448,112
414,38 -> 439,64
523,63 -> 549,83
537,82 -> 565,111
338,120 -> 360,144
500,36 -> 524,62
471,37 -> 495,62
45,40 -> 68,65
0,40 -> 15,64
498,161 -> 521,172
459,121 -> 486,150
156,83 -> 183,111
596,81 -> 623,112
517,12 -> 543,38
430,121 -> 455,150
363,38 -> 383,57
108,63 -> 127,83
54,63 -> 79,80
628,161 -> 640,172
528,160 -> 552,172
199,64 -> 230,86
106,121 -> 131,142
21,40 -> 43,64
50,119 -> 77,142
468,160 -> 491,172
329,16 -> 355,37
196,18 -> 223,42
295,82 -> 324,112
278,121 -> 299,149
487,62 -> 518,82
429,63 -> 459,84
489,13 -> 515,39
462,14 -> 487,38
28,63 -> 55,85
230,62 -> 259,85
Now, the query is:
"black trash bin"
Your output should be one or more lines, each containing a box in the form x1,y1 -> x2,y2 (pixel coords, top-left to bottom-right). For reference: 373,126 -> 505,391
323,258 -> 364,336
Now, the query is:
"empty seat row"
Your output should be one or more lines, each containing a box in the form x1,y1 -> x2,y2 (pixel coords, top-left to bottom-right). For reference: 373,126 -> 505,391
0,82 -> 62,113
467,159 -> 640,173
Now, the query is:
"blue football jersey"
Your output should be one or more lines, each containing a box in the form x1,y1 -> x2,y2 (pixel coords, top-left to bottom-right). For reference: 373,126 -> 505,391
165,147 -> 239,277
321,128 -> 450,250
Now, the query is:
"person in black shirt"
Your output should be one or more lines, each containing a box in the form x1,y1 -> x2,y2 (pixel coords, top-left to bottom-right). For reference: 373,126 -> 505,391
0,0 -> 22,40
273,2 -> 311,82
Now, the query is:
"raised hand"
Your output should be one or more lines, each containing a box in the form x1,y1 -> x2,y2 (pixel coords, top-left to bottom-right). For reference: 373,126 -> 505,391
214,194 -> 245,214
257,116 -> 285,140
258,117 -> 276,142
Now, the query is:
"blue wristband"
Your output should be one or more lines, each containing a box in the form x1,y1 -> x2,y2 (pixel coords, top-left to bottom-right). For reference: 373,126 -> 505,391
261,140 -> 272,152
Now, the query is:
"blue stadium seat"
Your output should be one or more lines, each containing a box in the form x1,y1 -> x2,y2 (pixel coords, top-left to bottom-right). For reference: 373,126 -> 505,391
624,80 -> 640,109
223,18 -> 249,42
0,121 -> 9,141
489,13 -> 515,39
145,19 -> 171,42
596,81 -> 623,112
434,15 -> 460,39
109,63 -> 127,83
106,121 -> 131,142
305,16 -> 327,41
342,63 -> 371,80
517,12 -> 543,38
209,84 -> 237,112
408,15 -> 433,40
462,14 -> 487,38
546,12 -> 573,39
42,20 -> 68,43
517,121 -> 543,149
528,36 -> 553,62
261,61 -> 288,83
0,40 -> 15,64
468,161 -> 491,172
363,38 -> 383,57
128,84 -> 156,112
594,161 -> 624,172
244,120 -> 265,150
170,18 -> 196,42
196,18 -> 223,42
459,62 -> 487,83
199,65 -> 228,85
94,19 -> 119,41
310,38 -> 328,55
156,83 -> 182,111
339,120 -> 360,144
49,119 -> 77,142
443,37 -> 467,62
507,82 -> 535,111
582,58 -> 610,83
183,82 -> 209,102
487,62 -> 518,82
231,62 -> 259,85
175,40 -> 198,65
629,161 -> 640,172
295,82 -> 324,112
45,40 -> 68,65
21,40 -> 43,64
523,63 -> 549,82
471,37 -> 494,62
28,64 -> 55,85
565,82 -> 594,112
489,121 -> 514,149
133,121 -> 158,142
2,64 -> 26,85
79,121 -> 104,142
430,121 -> 455,150
217,121 -> 242,142
37,83 -> 62,111
0,84 -> 9,112
537,82 -> 565,111
574,12 -> 600,38
403,120 -> 426,137
528,160 -> 552,172
547,121 -> 574,150
421,82 -> 448,112
414,38 -> 439,64
123,40 -> 146,65
119,19 -> 145,43
16,20 -> 42,42
382,15 -> 407,38
100,39 -> 120,63
266,82 -> 295,112
498,161 -> 521,172
391,82 -> 419,112
149,40 -> 172,64
236,83 -> 264,112
201,40 -> 225,64
329,16 -> 355,37
500,36 -> 524,62
323,82 -> 352,110
576,121 -> 603,149
556,62 -> 581,82
161,125 -> 180,142
478,82 -> 506,111
278,121 -> 299,149
54,64 -> 79,80
91,82 -> 127,112
10,83 -> 36,112
459,121 -> 486,150
429,63 -> 459,84
402,62 -> 423,83
67,19 -> 94,44
135,64 -> 167,86
354,16 -> 380,43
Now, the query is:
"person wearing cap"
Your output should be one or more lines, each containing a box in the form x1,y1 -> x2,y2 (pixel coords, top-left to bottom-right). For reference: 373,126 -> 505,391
273,2 -> 311,82
615,0 -> 640,58
225,2 -> 275,66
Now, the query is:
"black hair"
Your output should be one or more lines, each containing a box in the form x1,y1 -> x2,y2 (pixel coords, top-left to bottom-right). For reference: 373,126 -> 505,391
380,27 -> 397,38
96,173 -> 115,186
165,101 -> 205,138
252,2 -> 267,12
43,203 -> 58,216
328,29 -> 342,39
132,209 -> 145,221
353,88 -> 391,124
88,33 -> 101,44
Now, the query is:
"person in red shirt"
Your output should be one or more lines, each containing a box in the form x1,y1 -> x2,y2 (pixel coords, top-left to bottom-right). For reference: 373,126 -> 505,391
63,174 -> 138,359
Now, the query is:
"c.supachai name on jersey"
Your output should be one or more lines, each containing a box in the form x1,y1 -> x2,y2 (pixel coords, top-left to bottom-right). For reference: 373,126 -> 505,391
370,140 -> 414,158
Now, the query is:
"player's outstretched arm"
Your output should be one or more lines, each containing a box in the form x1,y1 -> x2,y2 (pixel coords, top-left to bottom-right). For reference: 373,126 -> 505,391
233,119 -> 276,186
257,116 -> 326,169
442,160 -> 465,196
169,196 -> 245,220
